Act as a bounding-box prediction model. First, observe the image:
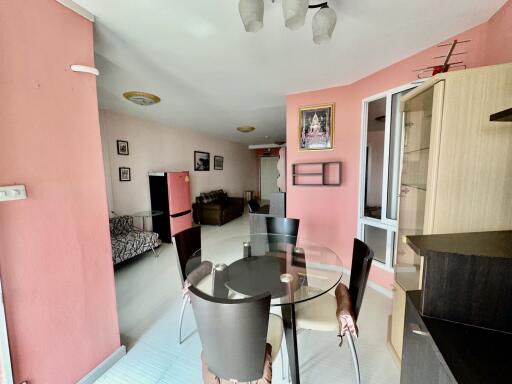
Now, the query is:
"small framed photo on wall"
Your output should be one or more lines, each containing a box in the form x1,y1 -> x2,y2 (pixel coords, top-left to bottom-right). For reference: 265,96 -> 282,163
298,103 -> 335,151
194,151 -> 210,171
214,156 -> 224,170
117,140 -> 129,155
119,167 -> 131,181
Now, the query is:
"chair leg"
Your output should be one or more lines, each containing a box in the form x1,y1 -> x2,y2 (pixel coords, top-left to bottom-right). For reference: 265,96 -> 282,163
178,296 -> 187,344
280,345 -> 285,381
346,332 -> 360,384
150,244 -> 159,258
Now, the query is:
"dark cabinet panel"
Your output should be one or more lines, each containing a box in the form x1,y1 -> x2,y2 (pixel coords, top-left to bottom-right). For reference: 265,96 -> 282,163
401,297 -> 455,384
401,291 -> 512,384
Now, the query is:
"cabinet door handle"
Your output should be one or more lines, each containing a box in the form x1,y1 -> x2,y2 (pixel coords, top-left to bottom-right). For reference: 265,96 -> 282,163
410,323 -> 429,336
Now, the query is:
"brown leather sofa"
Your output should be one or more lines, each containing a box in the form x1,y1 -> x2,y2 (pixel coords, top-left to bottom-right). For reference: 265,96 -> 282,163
192,189 -> 244,225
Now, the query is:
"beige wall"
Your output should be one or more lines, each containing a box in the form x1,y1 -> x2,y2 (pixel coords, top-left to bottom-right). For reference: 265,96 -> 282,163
100,110 -> 258,221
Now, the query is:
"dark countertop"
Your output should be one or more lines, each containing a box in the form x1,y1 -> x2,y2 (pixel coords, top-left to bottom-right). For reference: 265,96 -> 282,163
408,291 -> 511,383
406,230 -> 512,259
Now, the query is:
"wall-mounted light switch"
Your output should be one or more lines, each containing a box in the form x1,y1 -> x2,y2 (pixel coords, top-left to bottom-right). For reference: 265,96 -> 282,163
0,185 -> 27,202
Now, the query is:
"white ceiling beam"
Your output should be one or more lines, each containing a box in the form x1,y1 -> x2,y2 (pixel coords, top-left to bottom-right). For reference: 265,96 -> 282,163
56,0 -> 95,22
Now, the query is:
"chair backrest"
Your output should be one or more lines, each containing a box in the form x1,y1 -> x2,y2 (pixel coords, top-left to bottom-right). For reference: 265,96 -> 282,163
174,225 -> 201,285
348,238 -> 374,321
265,217 -> 300,252
248,199 -> 260,213
188,285 -> 271,382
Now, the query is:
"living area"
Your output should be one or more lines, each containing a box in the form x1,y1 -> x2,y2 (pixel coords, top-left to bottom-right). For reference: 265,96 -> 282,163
1,1 -> 512,384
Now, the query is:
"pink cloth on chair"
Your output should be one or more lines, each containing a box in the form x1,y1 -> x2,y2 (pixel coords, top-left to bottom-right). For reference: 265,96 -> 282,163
201,343 -> 273,384
335,284 -> 358,338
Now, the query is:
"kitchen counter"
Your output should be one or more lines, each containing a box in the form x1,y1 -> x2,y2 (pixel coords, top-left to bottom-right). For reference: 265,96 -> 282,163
406,230 -> 512,259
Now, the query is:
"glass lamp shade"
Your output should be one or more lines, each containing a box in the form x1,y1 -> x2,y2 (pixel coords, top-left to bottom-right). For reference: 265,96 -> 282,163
282,0 -> 309,30
239,0 -> 264,32
312,7 -> 337,44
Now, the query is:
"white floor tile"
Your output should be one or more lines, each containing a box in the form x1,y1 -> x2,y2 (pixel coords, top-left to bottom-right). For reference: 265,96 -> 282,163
96,213 -> 399,383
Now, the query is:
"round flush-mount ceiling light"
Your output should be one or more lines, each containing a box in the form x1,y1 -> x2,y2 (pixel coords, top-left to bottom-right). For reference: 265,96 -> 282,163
237,126 -> 256,133
123,91 -> 161,106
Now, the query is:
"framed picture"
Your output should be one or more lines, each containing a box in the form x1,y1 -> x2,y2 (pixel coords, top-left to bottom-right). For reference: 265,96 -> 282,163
119,167 -> 131,181
298,103 -> 335,151
117,140 -> 129,155
214,156 -> 224,170
194,151 -> 210,171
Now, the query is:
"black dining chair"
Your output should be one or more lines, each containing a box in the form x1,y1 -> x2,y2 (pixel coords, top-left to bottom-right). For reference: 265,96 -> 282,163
265,217 -> 300,252
187,284 -> 284,383
295,238 -> 374,384
174,225 -> 213,344
248,199 -> 261,213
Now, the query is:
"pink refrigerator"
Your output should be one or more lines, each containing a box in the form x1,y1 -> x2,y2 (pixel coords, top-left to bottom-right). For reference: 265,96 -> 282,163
149,171 -> 193,242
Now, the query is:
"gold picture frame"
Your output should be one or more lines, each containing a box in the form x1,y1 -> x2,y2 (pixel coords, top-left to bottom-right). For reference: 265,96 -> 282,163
298,103 -> 335,151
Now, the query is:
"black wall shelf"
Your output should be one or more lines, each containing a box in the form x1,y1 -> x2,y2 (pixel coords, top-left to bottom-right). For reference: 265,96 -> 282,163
292,161 -> 341,186
490,107 -> 512,122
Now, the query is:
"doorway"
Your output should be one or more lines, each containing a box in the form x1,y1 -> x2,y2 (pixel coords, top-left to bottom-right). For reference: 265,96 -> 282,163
260,156 -> 279,201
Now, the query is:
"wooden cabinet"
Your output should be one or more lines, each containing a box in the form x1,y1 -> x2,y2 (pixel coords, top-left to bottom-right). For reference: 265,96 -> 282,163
389,63 -> 512,361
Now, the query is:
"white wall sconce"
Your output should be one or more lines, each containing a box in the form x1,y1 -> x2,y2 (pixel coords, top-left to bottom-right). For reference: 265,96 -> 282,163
70,65 -> 100,76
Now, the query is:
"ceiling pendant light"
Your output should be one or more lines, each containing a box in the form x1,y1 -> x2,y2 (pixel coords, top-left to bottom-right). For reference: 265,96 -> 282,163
282,0 -> 309,30
238,1 -> 337,43
312,6 -> 337,44
239,0 -> 264,32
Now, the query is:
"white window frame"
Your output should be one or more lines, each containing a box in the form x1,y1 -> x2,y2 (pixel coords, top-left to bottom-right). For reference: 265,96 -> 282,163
357,82 -> 421,271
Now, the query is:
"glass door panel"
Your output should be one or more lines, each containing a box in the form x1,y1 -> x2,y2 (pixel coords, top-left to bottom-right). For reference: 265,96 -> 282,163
363,225 -> 388,264
386,90 -> 411,220
396,87 -> 434,285
364,97 -> 386,219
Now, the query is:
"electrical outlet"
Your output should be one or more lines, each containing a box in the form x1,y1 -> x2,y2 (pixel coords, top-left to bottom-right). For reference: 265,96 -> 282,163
0,185 -> 27,202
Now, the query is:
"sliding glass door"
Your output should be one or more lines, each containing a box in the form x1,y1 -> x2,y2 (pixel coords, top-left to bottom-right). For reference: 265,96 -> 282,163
358,84 -> 417,269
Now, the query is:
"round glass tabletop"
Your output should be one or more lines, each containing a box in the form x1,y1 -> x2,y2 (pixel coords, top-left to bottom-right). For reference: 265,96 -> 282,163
132,210 -> 163,217
189,233 -> 343,306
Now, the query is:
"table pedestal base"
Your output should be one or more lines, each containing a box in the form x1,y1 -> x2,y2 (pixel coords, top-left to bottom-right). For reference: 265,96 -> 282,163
282,304 -> 300,384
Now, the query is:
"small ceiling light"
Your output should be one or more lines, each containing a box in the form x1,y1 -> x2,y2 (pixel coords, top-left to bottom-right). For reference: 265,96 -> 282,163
282,0 -> 309,30
123,91 -> 161,106
239,0 -> 264,32
312,6 -> 337,44
237,126 -> 256,133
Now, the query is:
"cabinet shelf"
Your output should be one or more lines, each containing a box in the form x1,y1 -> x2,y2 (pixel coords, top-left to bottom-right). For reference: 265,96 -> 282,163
404,147 -> 430,155
402,183 -> 427,191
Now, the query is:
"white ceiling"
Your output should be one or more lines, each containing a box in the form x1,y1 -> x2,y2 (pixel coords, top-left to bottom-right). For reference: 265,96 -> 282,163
72,0 -> 506,144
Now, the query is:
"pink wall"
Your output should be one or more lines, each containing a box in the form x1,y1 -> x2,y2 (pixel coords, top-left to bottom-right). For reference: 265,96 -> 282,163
286,1 -> 512,290
0,1 -> 120,383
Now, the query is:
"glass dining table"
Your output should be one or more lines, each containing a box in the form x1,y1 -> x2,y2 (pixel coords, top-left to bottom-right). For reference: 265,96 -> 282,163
189,233 -> 343,384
